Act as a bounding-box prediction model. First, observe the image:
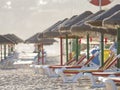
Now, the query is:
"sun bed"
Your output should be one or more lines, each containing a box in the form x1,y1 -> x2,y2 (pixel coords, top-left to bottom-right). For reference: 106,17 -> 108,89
42,53 -> 87,77
55,53 -> 118,82
43,52 -> 99,77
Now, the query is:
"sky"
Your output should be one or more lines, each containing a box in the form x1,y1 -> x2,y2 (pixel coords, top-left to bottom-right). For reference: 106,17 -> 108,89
0,0 -> 119,40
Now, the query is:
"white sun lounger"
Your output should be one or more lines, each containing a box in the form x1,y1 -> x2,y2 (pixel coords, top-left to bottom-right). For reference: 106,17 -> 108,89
55,53 -> 119,83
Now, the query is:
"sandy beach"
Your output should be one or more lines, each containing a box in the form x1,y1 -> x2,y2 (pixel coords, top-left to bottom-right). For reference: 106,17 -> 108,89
0,55 -> 119,90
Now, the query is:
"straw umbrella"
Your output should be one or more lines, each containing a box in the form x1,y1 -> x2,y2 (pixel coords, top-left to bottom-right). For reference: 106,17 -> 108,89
87,4 -> 120,66
71,10 -> 105,34
103,10 -> 120,67
59,11 -> 93,62
60,11 -> 93,33
43,18 -> 68,38
4,34 -> 23,44
71,9 -> 116,37
0,35 -> 15,44
0,35 -> 15,60
103,10 -> 120,29
87,4 -> 120,27
43,18 -> 68,65
25,33 -> 56,64
4,34 -> 24,55
70,10 -> 105,62
25,33 -> 56,44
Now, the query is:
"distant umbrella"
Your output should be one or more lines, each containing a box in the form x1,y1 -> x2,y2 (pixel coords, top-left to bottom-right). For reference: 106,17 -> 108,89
37,38 -> 57,44
10,34 -> 23,43
60,11 -> 93,33
0,35 -> 15,44
4,34 -> 23,44
103,10 -> 120,29
25,33 -> 40,43
25,33 -> 56,45
87,4 -> 120,27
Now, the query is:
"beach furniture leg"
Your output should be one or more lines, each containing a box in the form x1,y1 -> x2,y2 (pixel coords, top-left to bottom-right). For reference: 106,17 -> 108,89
103,79 -> 117,90
84,73 -> 105,88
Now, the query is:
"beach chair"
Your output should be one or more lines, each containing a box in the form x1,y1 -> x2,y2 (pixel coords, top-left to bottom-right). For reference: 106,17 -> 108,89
30,54 -> 77,74
42,54 -> 87,77
55,53 -> 117,83
89,76 -> 119,90
43,51 -> 101,77
95,76 -> 120,90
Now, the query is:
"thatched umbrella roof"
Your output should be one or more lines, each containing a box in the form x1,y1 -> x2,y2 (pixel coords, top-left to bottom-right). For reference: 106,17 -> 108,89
103,10 -> 120,29
71,23 -> 117,37
37,38 -> 57,44
59,11 -> 93,33
92,27 -> 117,35
87,4 -> 120,27
43,18 -> 68,38
43,19 -> 67,35
71,10 -> 105,36
4,34 -> 23,44
0,35 -> 15,44
25,33 -> 40,43
25,33 -> 56,45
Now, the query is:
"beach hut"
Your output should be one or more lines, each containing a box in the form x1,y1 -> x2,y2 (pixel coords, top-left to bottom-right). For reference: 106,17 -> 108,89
59,11 -> 93,62
103,10 -> 120,67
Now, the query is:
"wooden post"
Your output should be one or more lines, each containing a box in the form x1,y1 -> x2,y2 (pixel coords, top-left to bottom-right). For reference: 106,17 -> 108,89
37,44 -> 40,65
41,43 -> 44,65
4,44 -> 6,59
87,34 -> 90,60
1,45 -> 2,60
66,34 -> 68,62
100,33 -> 104,66
60,37 -> 63,65
76,36 -> 79,61
117,27 -> 120,68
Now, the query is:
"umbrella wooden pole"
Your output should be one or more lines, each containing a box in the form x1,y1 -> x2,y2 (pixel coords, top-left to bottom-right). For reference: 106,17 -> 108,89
69,39 -> 72,60
66,34 -> 69,62
79,40 -> 81,55
100,33 -> 104,66
4,44 -> 6,59
41,43 -> 44,65
37,44 -> 40,65
117,27 -> 120,68
60,37 -> 63,65
1,45 -> 2,60
87,34 -> 90,60
11,44 -> 15,52
8,44 -> 10,56
76,36 -> 79,61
